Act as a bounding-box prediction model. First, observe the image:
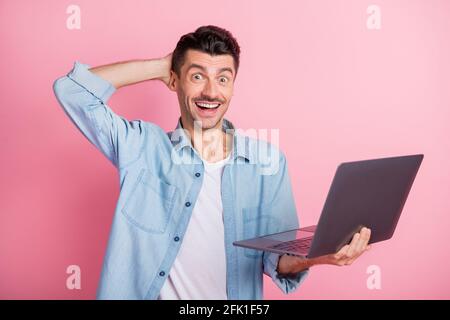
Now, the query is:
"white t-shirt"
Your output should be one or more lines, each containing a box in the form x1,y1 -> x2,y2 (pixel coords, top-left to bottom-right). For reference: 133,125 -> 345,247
158,151 -> 231,300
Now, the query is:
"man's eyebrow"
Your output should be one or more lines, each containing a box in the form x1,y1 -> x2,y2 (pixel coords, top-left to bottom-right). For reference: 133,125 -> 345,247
218,67 -> 234,75
186,63 -> 234,76
186,63 -> 207,73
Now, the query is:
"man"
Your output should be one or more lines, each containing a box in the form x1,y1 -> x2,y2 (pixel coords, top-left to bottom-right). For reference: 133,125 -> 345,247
53,25 -> 371,300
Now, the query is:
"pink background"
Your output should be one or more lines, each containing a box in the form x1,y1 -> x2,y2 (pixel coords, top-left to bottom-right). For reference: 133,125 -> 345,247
1,0 -> 449,299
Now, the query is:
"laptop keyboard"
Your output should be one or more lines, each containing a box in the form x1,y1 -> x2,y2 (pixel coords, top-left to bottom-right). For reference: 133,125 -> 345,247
269,237 -> 313,253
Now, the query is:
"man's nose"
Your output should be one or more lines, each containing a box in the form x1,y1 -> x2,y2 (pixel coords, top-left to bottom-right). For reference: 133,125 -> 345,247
202,80 -> 219,99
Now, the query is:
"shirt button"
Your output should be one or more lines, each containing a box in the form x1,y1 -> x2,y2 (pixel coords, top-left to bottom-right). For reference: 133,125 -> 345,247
185,201 -> 191,207
159,271 -> 165,277
174,236 -> 180,242
195,172 -> 201,177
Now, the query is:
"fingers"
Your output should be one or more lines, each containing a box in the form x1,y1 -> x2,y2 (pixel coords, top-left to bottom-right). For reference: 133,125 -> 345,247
335,244 -> 350,260
333,236 -> 357,266
331,227 -> 372,266
355,227 -> 371,253
345,232 -> 361,258
347,227 -> 372,264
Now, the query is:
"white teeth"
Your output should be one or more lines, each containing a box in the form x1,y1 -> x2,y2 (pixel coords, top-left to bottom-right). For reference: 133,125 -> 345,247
196,102 -> 220,109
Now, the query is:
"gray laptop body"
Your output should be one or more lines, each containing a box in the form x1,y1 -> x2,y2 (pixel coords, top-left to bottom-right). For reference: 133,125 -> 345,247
233,154 -> 424,259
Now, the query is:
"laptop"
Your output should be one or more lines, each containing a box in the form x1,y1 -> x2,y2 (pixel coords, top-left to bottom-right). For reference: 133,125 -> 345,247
233,154 -> 424,259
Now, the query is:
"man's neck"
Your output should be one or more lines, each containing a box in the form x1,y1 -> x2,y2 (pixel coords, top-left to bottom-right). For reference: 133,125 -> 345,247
182,118 -> 233,163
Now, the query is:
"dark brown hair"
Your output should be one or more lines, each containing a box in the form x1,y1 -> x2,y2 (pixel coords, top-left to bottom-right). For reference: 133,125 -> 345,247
171,25 -> 241,77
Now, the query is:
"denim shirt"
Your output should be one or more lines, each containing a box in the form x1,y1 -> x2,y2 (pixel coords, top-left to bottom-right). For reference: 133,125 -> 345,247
52,61 -> 309,300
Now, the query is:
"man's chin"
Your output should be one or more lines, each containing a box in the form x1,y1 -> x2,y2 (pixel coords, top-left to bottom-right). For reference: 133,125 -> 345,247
193,116 -> 222,130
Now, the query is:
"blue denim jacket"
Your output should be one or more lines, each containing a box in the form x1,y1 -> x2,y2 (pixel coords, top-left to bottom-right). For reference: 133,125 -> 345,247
52,61 -> 309,300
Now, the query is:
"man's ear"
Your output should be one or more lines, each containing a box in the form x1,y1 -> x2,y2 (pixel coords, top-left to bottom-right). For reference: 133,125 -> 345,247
168,70 -> 177,92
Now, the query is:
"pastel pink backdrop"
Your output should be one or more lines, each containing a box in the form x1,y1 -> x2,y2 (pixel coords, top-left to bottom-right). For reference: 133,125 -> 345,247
0,0 -> 449,299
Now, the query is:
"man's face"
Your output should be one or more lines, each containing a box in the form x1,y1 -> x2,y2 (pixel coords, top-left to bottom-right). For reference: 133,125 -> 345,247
169,49 -> 236,130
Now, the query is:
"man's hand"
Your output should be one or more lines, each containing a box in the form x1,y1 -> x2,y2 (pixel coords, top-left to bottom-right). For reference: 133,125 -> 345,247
311,227 -> 372,266
276,227 -> 372,275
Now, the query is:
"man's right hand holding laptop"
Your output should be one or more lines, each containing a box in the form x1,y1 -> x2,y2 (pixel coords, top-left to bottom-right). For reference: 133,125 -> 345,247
277,227 -> 372,275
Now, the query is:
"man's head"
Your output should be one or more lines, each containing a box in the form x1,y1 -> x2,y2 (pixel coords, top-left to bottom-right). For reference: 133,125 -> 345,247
168,25 -> 240,131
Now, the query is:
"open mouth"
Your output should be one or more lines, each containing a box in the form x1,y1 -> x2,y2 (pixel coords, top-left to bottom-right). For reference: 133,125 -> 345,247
194,102 -> 221,110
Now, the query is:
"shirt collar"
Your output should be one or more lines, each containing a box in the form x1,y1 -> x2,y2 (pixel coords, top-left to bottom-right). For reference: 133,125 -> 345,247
170,117 -> 252,162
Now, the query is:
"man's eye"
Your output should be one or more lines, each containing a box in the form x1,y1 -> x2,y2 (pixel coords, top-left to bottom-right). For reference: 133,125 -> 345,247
193,74 -> 203,80
219,77 -> 228,83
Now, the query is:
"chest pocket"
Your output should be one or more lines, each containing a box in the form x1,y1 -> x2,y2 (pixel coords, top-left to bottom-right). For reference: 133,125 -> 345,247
242,204 -> 279,258
122,169 -> 178,234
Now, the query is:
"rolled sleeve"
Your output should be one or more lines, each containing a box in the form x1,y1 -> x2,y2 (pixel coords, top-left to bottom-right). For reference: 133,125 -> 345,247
53,61 -> 147,169
67,61 -> 117,102
262,151 -> 309,294
263,251 -> 309,294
